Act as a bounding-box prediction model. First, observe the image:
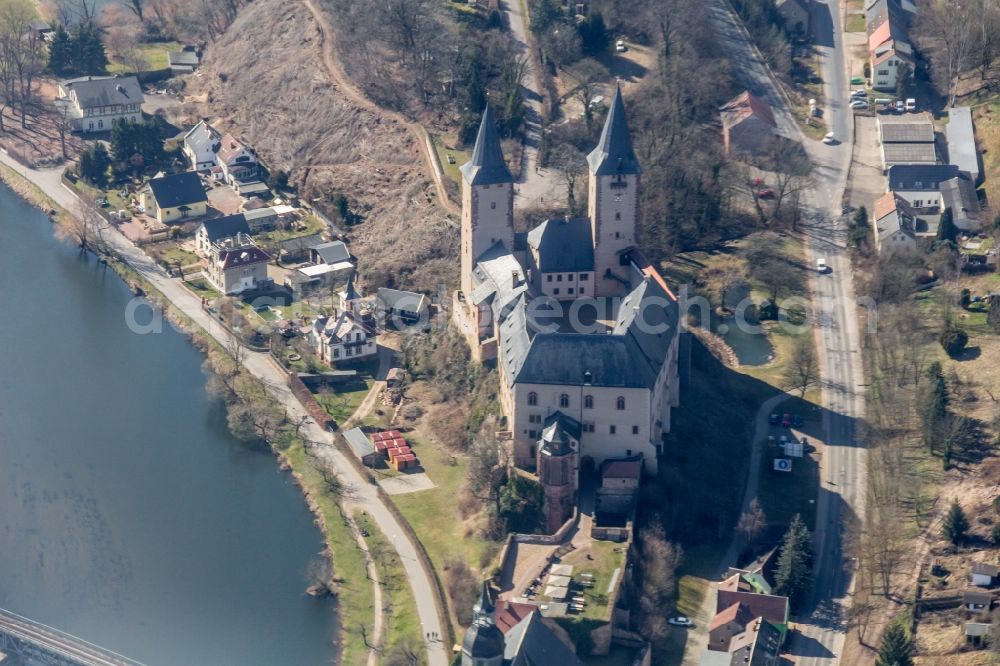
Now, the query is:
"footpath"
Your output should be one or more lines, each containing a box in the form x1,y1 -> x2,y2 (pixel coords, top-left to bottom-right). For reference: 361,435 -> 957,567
0,149 -> 449,666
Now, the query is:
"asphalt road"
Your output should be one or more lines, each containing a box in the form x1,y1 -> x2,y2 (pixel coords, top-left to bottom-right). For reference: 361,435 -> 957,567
707,0 -> 866,664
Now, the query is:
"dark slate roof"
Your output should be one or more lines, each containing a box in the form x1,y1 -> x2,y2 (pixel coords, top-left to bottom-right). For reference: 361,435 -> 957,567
377,287 -> 429,314
201,213 -> 249,243
474,581 -> 496,618
147,171 -> 207,208
612,277 -> 679,381
540,412 -> 582,454
311,240 -> 351,264
504,612 -> 584,666
218,244 -> 271,269
462,621 -> 505,660
516,333 -> 657,388
887,164 -> 959,191
587,85 -> 641,176
527,218 -> 595,273
64,75 -> 142,109
460,105 -> 513,186
168,51 -> 199,67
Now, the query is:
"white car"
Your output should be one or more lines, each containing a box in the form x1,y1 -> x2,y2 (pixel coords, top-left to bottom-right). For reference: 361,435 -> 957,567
850,100 -> 869,110
905,98 -> 916,111
822,132 -> 836,145
616,39 -> 626,52
668,616 -> 694,627
817,257 -> 829,273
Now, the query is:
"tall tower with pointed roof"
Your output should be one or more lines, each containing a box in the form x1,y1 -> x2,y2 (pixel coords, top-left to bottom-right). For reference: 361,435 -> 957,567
460,105 -> 515,298
587,85 -> 641,298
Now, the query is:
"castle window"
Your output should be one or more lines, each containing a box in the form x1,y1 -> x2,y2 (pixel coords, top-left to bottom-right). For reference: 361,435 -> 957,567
616,396 -> 626,410
583,423 -> 595,433
491,202 -> 496,209
546,275 -> 552,283
559,394 -> 569,408
626,449 -> 632,456
610,425 -> 616,434
528,392 -> 538,406
568,288 -> 574,295
580,274 -> 589,281
584,395 -> 593,409
615,232 -> 621,239
632,425 -> 639,435
529,414 -> 541,424
615,212 -> 621,220
529,430 -> 537,439
553,288 -> 560,295
557,274 -> 563,282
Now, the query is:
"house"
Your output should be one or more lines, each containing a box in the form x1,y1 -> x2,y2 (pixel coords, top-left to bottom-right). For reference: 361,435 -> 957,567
877,115 -> 937,170
526,217 -> 595,300
310,311 -> 377,363
183,121 -> 221,171
774,0 -> 809,34
204,234 -> 271,295
279,232 -> 326,262
310,241 -> 353,267
141,172 -> 209,224
719,91 -> 777,156
216,133 -> 259,185
57,75 -> 143,133
600,457 -> 642,491
940,176 -> 982,232
196,213 -> 250,256
870,38 -> 914,92
963,590 -> 992,613
342,428 -> 380,466
243,207 -> 279,232
971,562 -> 999,588
716,573 -> 790,627
886,164 -> 961,210
378,287 -> 430,326
865,0 -> 915,91
965,622 -> 991,646
461,583 -> 583,666
168,47 -> 200,74
708,602 -> 757,652
947,106 -> 981,184
725,618 -> 783,666
872,192 -> 917,254
28,20 -> 52,41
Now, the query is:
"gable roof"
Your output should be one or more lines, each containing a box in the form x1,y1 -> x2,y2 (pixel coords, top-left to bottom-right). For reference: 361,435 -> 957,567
504,612 -> 583,666
460,105 -> 513,186
946,106 -> 980,182
887,164 -> 960,191
377,287 -> 429,315
527,217 -> 595,273
63,75 -> 142,109
217,133 -> 254,165
493,599 -> 538,634
878,117 -> 933,143
184,121 -> 221,156
963,590 -> 992,605
720,91 -> 777,130
587,85 -> 641,176
709,602 -> 756,632
940,176 -> 980,217
343,428 -> 375,458
168,50 -> 199,67
971,562 -> 1000,577
217,242 -> 271,269
147,171 -> 207,209
312,241 -> 351,265
201,213 -> 250,243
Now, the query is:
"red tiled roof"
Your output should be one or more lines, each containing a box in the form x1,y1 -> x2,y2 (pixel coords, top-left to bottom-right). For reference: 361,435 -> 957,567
716,589 -> 789,625
219,246 -> 270,269
388,446 -> 412,458
494,600 -> 538,634
601,459 -> 641,480
628,248 -> 678,301
868,21 -> 891,51
719,91 -> 777,130
708,602 -> 755,632
873,192 -> 898,220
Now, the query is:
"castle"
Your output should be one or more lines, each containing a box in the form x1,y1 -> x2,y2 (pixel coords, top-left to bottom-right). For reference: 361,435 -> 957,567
452,87 -> 681,533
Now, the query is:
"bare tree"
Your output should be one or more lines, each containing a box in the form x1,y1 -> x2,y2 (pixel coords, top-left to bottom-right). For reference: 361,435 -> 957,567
919,0 -> 977,106
784,334 -> 819,398
548,143 -> 584,216
566,58 -> 609,132
737,498 -> 767,550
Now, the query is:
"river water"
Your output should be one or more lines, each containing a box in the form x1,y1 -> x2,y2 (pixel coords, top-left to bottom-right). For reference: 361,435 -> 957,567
0,182 -> 337,664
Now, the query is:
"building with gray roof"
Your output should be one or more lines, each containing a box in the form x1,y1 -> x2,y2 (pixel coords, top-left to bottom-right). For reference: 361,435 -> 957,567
940,175 -> 981,231
946,106 -> 981,184
58,75 -> 143,133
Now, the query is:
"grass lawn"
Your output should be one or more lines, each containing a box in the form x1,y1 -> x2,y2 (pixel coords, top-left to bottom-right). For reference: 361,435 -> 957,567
181,276 -> 222,301
315,378 -> 373,423
555,541 -> 626,620
845,14 -> 866,32
283,441 -> 374,666
260,214 -> 326,244
755,430 -> 820,531
355,512 -> 423,658
108,41 -> 182,74
433,135 -> 470,189
156,246 -> 200,268
975,102 -> 1000,209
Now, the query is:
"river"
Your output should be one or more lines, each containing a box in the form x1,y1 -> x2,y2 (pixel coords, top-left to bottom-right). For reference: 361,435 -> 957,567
0,181 -> 338,664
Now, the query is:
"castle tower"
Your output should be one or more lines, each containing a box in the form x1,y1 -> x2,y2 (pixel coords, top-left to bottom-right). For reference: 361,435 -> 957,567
460,105 -> 514,298
536,416 -> 579,534
461,581 -> 504,666
587,85 -> 642,298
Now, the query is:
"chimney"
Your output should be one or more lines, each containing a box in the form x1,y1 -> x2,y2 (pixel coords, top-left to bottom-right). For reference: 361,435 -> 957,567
512,271 -> 520,289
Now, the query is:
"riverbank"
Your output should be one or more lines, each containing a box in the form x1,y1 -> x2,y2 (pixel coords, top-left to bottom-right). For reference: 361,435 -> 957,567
0,160 -> 421,664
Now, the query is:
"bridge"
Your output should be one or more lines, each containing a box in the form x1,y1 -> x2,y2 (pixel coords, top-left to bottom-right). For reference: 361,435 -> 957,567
0,608 -> 146,666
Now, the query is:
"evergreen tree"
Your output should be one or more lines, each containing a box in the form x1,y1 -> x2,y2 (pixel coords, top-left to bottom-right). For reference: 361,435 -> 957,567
577,12 -> 610,55
921,362 -> 948,452
938,321 -> 968,358
110,118 -> 163,166
937,207 -> 957,243
942,499 -> 969,545
773,514 -> 812,609
72,22 -> 109,75
876,623 -> 914,666
47,25 -> 73,75
79,143 -> 110,186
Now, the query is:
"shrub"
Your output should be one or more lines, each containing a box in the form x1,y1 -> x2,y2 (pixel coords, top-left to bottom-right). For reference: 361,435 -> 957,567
939,322 -> 968,358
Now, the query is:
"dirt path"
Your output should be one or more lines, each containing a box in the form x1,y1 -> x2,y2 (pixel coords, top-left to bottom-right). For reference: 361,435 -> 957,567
299,0 -> 459,216
344,344 -> 394,429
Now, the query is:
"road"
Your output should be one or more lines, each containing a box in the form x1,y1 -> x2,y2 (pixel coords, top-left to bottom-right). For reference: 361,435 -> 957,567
704,0 -> 865,664
502,0 -> 566,209
0,606 -> 145,666
0,151 -> 449,666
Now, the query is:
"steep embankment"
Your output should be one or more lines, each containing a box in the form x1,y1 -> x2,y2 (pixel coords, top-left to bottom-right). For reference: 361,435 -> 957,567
185,0 -> 458,291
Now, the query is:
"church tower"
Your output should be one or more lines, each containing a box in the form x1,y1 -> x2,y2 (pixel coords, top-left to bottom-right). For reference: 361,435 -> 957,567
460,105 -> 514,298
587,85 -> 641,298
461,581 -> 504,666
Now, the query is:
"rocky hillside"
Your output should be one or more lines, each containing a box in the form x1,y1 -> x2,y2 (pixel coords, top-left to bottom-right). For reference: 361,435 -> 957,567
180,0 -> 458,291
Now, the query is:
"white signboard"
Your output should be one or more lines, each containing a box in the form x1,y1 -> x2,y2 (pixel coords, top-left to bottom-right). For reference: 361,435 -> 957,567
773,458 -> 793,472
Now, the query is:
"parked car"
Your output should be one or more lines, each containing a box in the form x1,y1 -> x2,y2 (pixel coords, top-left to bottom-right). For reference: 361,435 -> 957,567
817,257 -> 829,273
792,415 -> 804,428
616,39 -> 626,52
822,132 -> 836,145
668,617 -> 693,627
781,413 -> 792,427
895,100 -> 905,112
905,98 -> 916,111
850,100 -> 869,110
850,89 -> 867,98
769,413 -> 780,425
